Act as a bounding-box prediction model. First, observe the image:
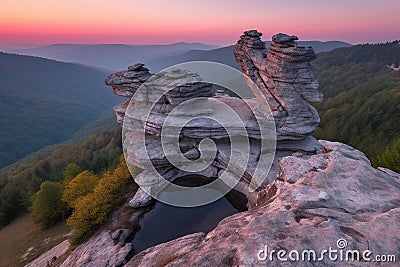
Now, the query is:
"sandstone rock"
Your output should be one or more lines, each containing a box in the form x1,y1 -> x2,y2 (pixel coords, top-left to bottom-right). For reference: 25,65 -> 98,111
126,141 -> 400,266
272,33 -> 298,44
59,231 -> 132,267
126,233 -> 205,267
107,31 -> 325,209
25,240 -> 70,267
129,187 -> 152,208
55,30 -> 400,267
234,30 -> 323,152
114,66 -> 276,203
378,166 -> 400,179
111,229 -> 130,243
105,63 -> 152,121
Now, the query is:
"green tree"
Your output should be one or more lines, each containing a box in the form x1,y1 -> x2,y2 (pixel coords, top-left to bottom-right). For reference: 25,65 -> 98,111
0,184 -> 19,226
31,181 -> 67,228
62,170 -> 98,209
63,163 -> 83,182
377,139 -> 400,172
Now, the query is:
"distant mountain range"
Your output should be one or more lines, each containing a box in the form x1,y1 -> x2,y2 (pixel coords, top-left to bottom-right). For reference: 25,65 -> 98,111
147,41 -> 352,71
9,41 -> 350,71
0,52 -> 119,168
9,42 -> 220,71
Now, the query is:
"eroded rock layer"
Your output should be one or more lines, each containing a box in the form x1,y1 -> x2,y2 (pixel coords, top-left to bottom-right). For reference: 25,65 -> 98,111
234,30 -> 323,149
105,63 -> 152,123
104,31 -> 326,208
119,67 -> 272,206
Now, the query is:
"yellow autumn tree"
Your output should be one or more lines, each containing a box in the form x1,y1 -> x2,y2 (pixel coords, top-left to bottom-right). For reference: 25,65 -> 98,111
62,170 -> 99,209
66,157 -> 136,244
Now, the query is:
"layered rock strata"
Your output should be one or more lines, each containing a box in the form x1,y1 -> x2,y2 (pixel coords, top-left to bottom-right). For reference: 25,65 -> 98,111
105,63 -> 152,123
234,30 -> 323,152
116,67 -> 272,205
105,31 -> 325,207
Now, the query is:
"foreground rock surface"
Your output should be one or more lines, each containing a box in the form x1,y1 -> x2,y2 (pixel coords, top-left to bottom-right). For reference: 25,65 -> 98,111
126,141 -> 400,266
59,231 -> 132,267
25,240 -> 70,267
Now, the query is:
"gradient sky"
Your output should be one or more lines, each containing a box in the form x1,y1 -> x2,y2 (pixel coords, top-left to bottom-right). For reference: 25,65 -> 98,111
1,0 -> 399,45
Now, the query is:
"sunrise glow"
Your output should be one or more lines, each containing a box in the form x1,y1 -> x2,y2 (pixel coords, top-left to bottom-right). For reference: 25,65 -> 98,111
1,0 -> 399,45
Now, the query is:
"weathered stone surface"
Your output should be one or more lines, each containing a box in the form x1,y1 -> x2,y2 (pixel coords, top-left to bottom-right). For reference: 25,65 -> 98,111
105,63 -> 152,122
25,240 -> 70,267
129,187 -> 152,208
272,33 -> 298,44
234,30 -> 323,150
113,66 -> 275,204
106,31 -> 325,210
111,229 -> 130,243
378,166 -> 400,179
59,231 -> 132,267
126,141 -> 400,266
126,233 -> 205,267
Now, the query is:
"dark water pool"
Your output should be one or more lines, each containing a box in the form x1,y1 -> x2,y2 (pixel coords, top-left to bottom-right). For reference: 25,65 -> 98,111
132,175 -> 248,253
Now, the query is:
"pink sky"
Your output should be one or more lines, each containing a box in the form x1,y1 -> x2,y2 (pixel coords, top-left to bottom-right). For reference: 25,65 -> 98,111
1,0 -> 399,45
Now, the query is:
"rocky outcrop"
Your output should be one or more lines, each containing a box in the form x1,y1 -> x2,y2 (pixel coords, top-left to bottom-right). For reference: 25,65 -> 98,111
107,62 -> 279,207
104,31 -> 325,208
53,30 -> 400,267
105,63 -> 152,123
126,141 -> 400,266
234,30 -> 322,152
58,231 -> 132,267
25,240 -> 70,267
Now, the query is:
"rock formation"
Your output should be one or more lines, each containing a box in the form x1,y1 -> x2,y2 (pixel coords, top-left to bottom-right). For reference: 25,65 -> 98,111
105,63 -> 152,123
59,231 -> 132,267
49,30 -> 400,267
120,68 -> 226,206
104,31 -> 325,209
234,30 -> 323,153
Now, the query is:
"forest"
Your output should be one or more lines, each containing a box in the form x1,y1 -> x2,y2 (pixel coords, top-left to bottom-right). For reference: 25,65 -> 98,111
314,41 -> 400,171
0,128 -> 123,227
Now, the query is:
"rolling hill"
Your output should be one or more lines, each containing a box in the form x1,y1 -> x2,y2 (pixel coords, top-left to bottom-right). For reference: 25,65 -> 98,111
10,43 -> 220,71
0,52 -> 119,168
